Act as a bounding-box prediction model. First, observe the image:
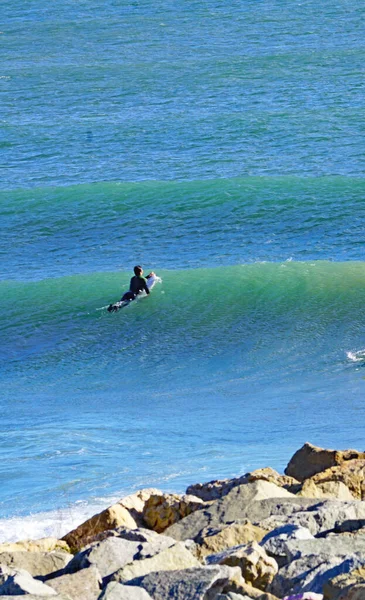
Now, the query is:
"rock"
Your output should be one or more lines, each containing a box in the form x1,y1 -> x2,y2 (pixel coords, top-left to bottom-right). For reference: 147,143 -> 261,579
269,555 -> 365,597
285,443 -> 365,482
0,550 -> 72,578
143,493 -> 205,533
206,540 -> 278,591
284,536 -> 365,563
323,564 -> 365,599
126,564 -> 279,599
0,538 -> 71,554
118,489 -> 163,527
297,481 -> 354,501
62,504 -> 138,552
309,460 -> 365,500
246,468 -> 300,492
0,564 -> 58,596
46,564 -> 101,600
198,521 -> 267,558
99,581 -> 153,599
165,481 -> 295,541
65,536 -> 141,580
260,525 -> 314,566
0,596 -> 70,600
110,541 -> 200,583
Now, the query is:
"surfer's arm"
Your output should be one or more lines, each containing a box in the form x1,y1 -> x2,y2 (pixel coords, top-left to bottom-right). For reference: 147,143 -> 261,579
143,278 -> 150,294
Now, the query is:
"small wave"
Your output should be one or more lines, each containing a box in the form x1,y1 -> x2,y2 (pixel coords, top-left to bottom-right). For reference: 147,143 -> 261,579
346,349 -> 365,362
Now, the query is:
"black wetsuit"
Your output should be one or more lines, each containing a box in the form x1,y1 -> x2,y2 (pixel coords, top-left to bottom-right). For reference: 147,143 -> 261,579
121,275 -> 150,301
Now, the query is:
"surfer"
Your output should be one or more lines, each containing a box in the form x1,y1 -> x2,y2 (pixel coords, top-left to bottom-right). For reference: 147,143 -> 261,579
121,265 -> 153,302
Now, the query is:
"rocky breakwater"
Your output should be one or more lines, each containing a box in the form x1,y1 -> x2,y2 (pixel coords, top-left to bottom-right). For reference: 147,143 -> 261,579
1,442 -> 365,599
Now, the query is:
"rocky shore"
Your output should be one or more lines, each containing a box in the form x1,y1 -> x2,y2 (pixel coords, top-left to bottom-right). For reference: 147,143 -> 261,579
1,442 -> 365,599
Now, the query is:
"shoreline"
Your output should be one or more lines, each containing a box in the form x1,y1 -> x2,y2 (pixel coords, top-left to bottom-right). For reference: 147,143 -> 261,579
1,441 -> 365,598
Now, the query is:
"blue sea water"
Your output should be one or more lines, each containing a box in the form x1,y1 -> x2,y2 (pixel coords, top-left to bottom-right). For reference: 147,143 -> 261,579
1,0 -> 365,541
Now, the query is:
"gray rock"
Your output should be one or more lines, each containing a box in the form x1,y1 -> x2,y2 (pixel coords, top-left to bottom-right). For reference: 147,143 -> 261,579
284,536 -> 365,563
0,550 -> 72,578
165,481 -> 296,542
0,564 -> 57,596
47,564 -> 101,600
65,536 -> 140,580
216,595 -> 253,600
109,541 -> 200,584
126,565 -> 245,599
260,525 -> 314,566
99,581 -> 153,599
0,596 -> 70,600
269,555 -> 365,597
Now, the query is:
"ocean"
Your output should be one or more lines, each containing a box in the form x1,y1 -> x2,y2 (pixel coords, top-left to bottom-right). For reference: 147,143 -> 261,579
1,0 -> 364,542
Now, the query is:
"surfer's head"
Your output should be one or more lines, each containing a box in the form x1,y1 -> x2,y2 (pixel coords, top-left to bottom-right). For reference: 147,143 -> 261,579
134,265 -> 143,276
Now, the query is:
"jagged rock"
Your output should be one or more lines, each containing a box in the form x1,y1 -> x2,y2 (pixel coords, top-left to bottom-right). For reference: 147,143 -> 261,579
65,536 -> 141,580
0,550 -> 71,578
186,469 -> 299,502
0,564 -> 57,596
0,596 -> 70,600
109,541 -> 200,583
143,493 -> 205,533
285,443 -> 365,483
165,480 -> 295,541
0,538 -> 70,554
46,564 -> 101,600
309,460 -> 365,500
62,503 -> 138,552
260,525 -> 314,566
284,536 -> 365,563
198,521 -> 267,558
125,564 -> 279,599
323,564 -> 365,599
269,555 -> 365,597
99,581 -> 153,599
206,540 -> 278,591
118,488 -> 163,527
297,480 -> 354,501
80,526 -> 177,559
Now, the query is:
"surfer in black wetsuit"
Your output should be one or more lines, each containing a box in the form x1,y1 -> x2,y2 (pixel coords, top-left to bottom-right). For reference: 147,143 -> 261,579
121,265 -> 151,302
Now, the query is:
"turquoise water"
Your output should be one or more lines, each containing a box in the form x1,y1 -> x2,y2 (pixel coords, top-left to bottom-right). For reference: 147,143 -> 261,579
1,0 -> 365,541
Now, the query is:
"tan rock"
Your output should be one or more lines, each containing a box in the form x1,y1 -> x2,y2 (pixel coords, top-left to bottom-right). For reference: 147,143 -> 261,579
285,442 -> 365,482
297,479 -> 354,500
246,467 -> 299,491
62,503 -> 138,552
310,460 -> 365,500
198,521 -> 267,558
118,488 -> 163,527
323,564 -> 365,599
187,476 -> 249,501
206,541 -> 278,591
143,493 -> 205,533
0,538 -> 70,554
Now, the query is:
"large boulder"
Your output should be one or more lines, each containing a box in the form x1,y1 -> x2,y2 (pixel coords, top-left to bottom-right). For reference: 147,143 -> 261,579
284,536 -> 365,564
297,480 -> 354,501
143,493 -> 205,533
198,521 -> 267,558
260,525 -> 314,567
46,564 -> 101,600
309,460 -> 365,501
0,550 -> 71,578
323,564 -> 365,599
269,555 -> 365,597
109,541 -> 200,583
0,564 -> 58,596
206,540 -> 278,591
62,504 -> 138,552
165,480 -> 295,541
285,443 -> 365,482
126,564 -> 280,599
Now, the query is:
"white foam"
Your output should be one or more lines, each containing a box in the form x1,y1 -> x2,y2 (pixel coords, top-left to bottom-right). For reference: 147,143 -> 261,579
0,496 -> 120,544
347,349 -> 365,362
